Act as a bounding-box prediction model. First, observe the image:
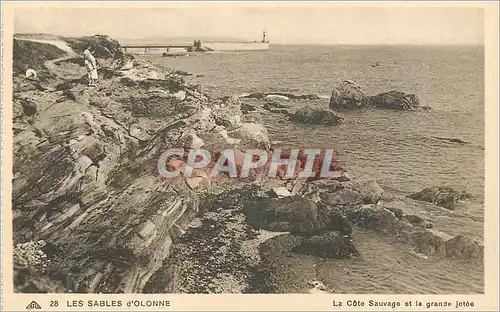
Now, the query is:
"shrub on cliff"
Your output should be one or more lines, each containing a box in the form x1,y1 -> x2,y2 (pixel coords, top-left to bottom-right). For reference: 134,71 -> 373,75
13,39 -> 65,78
65,35 -> 122,59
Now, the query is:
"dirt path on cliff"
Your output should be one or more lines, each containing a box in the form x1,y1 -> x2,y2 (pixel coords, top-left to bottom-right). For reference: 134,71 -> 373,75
14,37 -> 78,56
15,37 -> 83,80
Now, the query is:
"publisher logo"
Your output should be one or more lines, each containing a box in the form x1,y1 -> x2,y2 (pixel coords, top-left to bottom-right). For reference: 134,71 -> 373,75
26,301 -> 42,310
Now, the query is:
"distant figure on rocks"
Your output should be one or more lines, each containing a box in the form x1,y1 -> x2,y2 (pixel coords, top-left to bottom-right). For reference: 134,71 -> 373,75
25,68 -> 38,80
83,47 -> 98,87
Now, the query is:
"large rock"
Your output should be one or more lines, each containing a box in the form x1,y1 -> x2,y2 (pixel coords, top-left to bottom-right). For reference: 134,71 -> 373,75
312,180 -> 382,206
229,123 -> 271,150
243,196 -> 329,234
408,186 -> 469,210
338,204 -> 408,237
291,106 -> 343,125
321,188 -> 363,205
329,80 -> 368,109
242,194 -> 353,236
211,96 -> 243,130
408,230 -> 442,256
368,90 -> 420,110
292,232 -> 359,258
124,91 -> 191,119
408,230 -> 482,259
445,235 -> 483,259
352,179 -> 384,204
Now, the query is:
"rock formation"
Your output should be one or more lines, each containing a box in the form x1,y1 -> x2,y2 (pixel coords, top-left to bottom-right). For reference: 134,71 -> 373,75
408,186 -> 470,210
368,90 -> 420,110
292,232 -> 359,258
329,80 -> 423,111
11,35 -> 271,293
328,80 -> 368,109
291,106 -> 343,125
11,35 -> 482,295
228,123 -> 271,150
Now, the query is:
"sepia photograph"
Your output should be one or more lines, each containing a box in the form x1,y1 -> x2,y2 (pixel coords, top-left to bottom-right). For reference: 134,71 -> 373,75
1,1 -> 498,309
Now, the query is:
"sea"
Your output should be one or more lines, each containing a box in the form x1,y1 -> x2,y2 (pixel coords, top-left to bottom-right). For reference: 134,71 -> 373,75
143,44 -> 485,293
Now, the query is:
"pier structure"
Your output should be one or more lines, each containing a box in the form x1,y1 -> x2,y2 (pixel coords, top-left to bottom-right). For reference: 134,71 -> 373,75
121,43 -> 198,54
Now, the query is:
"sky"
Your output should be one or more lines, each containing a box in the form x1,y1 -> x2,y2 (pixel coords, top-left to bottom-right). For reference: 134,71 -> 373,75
14,5 -> 484,45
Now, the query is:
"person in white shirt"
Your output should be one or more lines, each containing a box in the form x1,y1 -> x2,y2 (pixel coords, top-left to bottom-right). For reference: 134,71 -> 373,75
83,47 -> 98,87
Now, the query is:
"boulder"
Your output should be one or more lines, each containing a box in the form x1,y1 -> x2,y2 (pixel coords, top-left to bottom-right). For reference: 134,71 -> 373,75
352,179 -> 384,204
242,196 -> 330,234
408,230 -> 439,255
229,123 -> 271,150
124,91 -> 190,119
291,106 -> 343,125
316,180 -> 382,206
242,194 -> 354,236
338,204 -> 407,236
368,90 -> 420,110
211,96 -> 243,129
19,99 -> 38,117
408,186 -> 469,210
445,235 -> 483,259
408,230 -> 482,259
428,229 -> 454,256
321,188 -> 363,205
292,232 -> 359,258
329,80 -> 368,109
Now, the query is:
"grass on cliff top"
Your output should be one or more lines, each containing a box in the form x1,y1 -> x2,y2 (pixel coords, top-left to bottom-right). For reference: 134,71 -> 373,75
13,39 -> 66,79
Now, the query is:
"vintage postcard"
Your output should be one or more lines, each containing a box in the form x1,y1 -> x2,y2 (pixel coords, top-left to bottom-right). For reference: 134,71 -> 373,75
1,1 -> 498,311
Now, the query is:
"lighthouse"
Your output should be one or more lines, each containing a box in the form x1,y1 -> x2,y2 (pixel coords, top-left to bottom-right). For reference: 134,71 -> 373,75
262,30 -> 269,43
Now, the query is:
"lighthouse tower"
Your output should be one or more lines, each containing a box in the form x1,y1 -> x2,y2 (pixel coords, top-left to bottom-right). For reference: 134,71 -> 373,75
262,30 -> 269,43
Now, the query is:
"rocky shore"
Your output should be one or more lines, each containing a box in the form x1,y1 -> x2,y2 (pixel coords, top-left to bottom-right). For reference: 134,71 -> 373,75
12,35 -> 483,294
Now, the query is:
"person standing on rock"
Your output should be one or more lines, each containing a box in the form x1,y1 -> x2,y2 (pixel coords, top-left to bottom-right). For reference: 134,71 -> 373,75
83,47 -> 98,87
